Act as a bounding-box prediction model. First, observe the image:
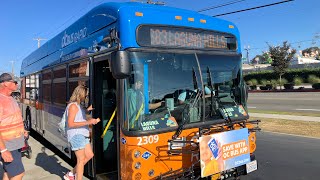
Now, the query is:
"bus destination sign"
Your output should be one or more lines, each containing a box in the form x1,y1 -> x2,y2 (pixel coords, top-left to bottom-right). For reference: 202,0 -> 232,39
137,25 -> 237,50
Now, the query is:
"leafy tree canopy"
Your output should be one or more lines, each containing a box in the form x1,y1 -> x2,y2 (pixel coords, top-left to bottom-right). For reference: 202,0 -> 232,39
269,41 -> 297,77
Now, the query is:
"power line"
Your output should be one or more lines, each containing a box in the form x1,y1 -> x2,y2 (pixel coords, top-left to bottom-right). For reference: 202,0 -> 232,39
198,0 -> 246,12
213,0 -> 294,17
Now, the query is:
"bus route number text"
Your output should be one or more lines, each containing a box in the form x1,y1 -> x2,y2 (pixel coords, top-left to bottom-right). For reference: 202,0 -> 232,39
137,135 -> 159,146
150,28 -> 227,49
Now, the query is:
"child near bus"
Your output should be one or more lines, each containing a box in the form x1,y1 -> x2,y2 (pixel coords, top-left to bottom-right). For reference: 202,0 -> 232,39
64,85 -> 100,180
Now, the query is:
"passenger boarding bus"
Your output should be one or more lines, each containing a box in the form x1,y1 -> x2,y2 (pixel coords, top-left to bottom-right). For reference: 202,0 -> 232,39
20,2 -> 259,179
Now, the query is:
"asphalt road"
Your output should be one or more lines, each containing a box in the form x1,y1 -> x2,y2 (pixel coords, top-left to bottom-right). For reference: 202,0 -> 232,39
243,132 -> 320,180
247,92 -> 320,114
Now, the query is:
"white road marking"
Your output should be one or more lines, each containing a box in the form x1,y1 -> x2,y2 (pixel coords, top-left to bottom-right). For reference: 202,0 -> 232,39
295,109 -> 320,112
248,106 -> 257,109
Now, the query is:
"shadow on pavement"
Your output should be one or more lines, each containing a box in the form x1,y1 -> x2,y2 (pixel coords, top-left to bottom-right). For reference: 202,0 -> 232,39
0,147 -> 69,179
34,147 -> 69,178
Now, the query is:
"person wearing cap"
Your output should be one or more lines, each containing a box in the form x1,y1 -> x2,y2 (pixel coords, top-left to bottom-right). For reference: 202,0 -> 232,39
0,73 -> 27,180
177,86 -> 213,104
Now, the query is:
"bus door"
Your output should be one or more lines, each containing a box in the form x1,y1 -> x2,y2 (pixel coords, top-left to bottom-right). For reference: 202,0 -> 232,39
92,59 -> 118,178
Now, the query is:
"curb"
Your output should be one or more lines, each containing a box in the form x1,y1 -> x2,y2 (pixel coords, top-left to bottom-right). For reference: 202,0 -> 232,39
261,131 -> 320,140
249,113 -> 320,122
249,89 -> 320,93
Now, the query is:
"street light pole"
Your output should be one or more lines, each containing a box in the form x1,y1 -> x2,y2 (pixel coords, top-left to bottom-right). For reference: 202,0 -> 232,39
33,38 -> 47,48
9,60 -> 14,76
244,45 -> 250,64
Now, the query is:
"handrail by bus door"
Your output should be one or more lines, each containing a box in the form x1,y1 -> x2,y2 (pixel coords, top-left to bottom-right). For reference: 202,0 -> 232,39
101,108 -> 117,138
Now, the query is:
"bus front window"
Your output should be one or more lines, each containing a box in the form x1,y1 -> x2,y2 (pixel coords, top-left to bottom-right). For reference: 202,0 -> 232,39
124,52 -> 242,132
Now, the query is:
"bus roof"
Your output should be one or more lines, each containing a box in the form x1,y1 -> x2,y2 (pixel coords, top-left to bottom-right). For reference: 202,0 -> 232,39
21,2 -> 240,76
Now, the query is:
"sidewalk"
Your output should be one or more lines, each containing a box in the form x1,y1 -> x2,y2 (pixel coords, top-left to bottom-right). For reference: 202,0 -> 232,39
0,137 -> 89,180
250,113 -> 320,122
248,83 -> 320,93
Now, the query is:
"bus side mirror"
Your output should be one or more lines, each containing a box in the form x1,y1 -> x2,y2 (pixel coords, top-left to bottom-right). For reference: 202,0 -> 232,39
111,51 -> 131,79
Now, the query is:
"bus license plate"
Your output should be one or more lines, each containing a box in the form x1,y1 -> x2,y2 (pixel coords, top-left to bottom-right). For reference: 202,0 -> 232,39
246,160 -> 257,174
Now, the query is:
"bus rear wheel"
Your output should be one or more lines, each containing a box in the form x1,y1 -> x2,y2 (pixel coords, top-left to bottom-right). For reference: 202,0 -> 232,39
25,111 -> 31,131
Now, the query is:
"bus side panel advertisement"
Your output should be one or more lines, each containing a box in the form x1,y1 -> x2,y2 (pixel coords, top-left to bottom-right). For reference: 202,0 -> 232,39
199,128 -> 250,177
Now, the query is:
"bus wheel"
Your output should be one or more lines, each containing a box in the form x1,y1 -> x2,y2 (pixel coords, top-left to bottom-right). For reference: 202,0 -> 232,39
25,112 -> 31,131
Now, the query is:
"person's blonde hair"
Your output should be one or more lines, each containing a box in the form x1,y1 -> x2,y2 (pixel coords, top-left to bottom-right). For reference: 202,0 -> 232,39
69,85 -> 87,103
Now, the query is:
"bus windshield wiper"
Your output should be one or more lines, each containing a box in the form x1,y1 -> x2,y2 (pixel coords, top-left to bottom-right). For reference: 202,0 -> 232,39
172,67 -> 200,140
192,67 -> 198,89
172,88 -> 202,140
172,53 -> 205,140
207,66 -> 218,116
207,67 -> 232,121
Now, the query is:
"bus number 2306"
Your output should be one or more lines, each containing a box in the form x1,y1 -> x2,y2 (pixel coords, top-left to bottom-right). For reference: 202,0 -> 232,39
137,135 -> 159,146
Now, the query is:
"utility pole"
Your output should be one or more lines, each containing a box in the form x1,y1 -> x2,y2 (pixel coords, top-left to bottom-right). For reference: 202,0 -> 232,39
9,60 -> 14,76
33,38 -> 47,48
244,45 -> 250,64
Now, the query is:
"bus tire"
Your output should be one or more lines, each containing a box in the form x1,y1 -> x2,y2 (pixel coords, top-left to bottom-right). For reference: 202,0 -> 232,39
25,110 -> 32,131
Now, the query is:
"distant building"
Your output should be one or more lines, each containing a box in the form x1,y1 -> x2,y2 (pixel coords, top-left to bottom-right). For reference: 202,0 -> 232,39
291,56 -> 320,65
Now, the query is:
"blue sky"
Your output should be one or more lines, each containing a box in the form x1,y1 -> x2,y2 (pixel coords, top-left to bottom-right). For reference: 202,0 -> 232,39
0,0 -> 319,76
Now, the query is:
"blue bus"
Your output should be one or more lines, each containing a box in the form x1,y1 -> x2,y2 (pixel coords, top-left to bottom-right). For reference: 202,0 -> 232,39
20,2 -> 259,179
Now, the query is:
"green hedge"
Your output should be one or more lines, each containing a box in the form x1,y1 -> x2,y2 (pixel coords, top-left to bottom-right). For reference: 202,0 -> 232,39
312,83 -> 320,89
244,68 -> 320,83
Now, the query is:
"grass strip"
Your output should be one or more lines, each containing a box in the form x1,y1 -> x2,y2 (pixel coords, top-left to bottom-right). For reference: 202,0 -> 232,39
249,109 -> 320,117
253,117 -> 320,138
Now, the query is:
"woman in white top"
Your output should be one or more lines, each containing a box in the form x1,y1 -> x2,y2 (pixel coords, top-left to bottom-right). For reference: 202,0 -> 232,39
64,85 -> 100,180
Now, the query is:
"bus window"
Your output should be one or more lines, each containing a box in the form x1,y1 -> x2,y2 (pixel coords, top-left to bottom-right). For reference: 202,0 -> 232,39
42,71 -> 52,81
52,82 -> 66,105
30,74 -> 39,101
124,52 -> 242,132
68,61 -> 89,103
42,70 -> 52,103
125,52 -> 198,131
25,76 -> 31,100
53,67 -> 66,79
42,84 -> 51,103
69,61 -> 88,78
53,66 -> 67,106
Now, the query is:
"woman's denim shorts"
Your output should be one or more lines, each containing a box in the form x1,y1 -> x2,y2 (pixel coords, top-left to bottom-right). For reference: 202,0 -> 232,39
70,134 -> 90,151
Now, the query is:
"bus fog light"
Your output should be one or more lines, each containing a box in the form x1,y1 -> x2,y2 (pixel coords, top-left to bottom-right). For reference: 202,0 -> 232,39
134,150 -> 141,158
148,169 -> 155,177
134,162 -> 141,169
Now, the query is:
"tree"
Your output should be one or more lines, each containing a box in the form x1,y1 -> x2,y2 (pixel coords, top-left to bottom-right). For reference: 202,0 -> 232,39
262,52 -> 273,64
251,55 -> 265,64
251,52 -> 273,64
268,41 -> 296,89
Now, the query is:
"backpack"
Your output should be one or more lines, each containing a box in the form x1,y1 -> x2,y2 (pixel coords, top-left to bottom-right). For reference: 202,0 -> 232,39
58,108 -> 68,136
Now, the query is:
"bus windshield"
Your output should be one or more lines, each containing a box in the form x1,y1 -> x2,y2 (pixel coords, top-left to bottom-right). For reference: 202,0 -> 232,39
125,51 -> 242,132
